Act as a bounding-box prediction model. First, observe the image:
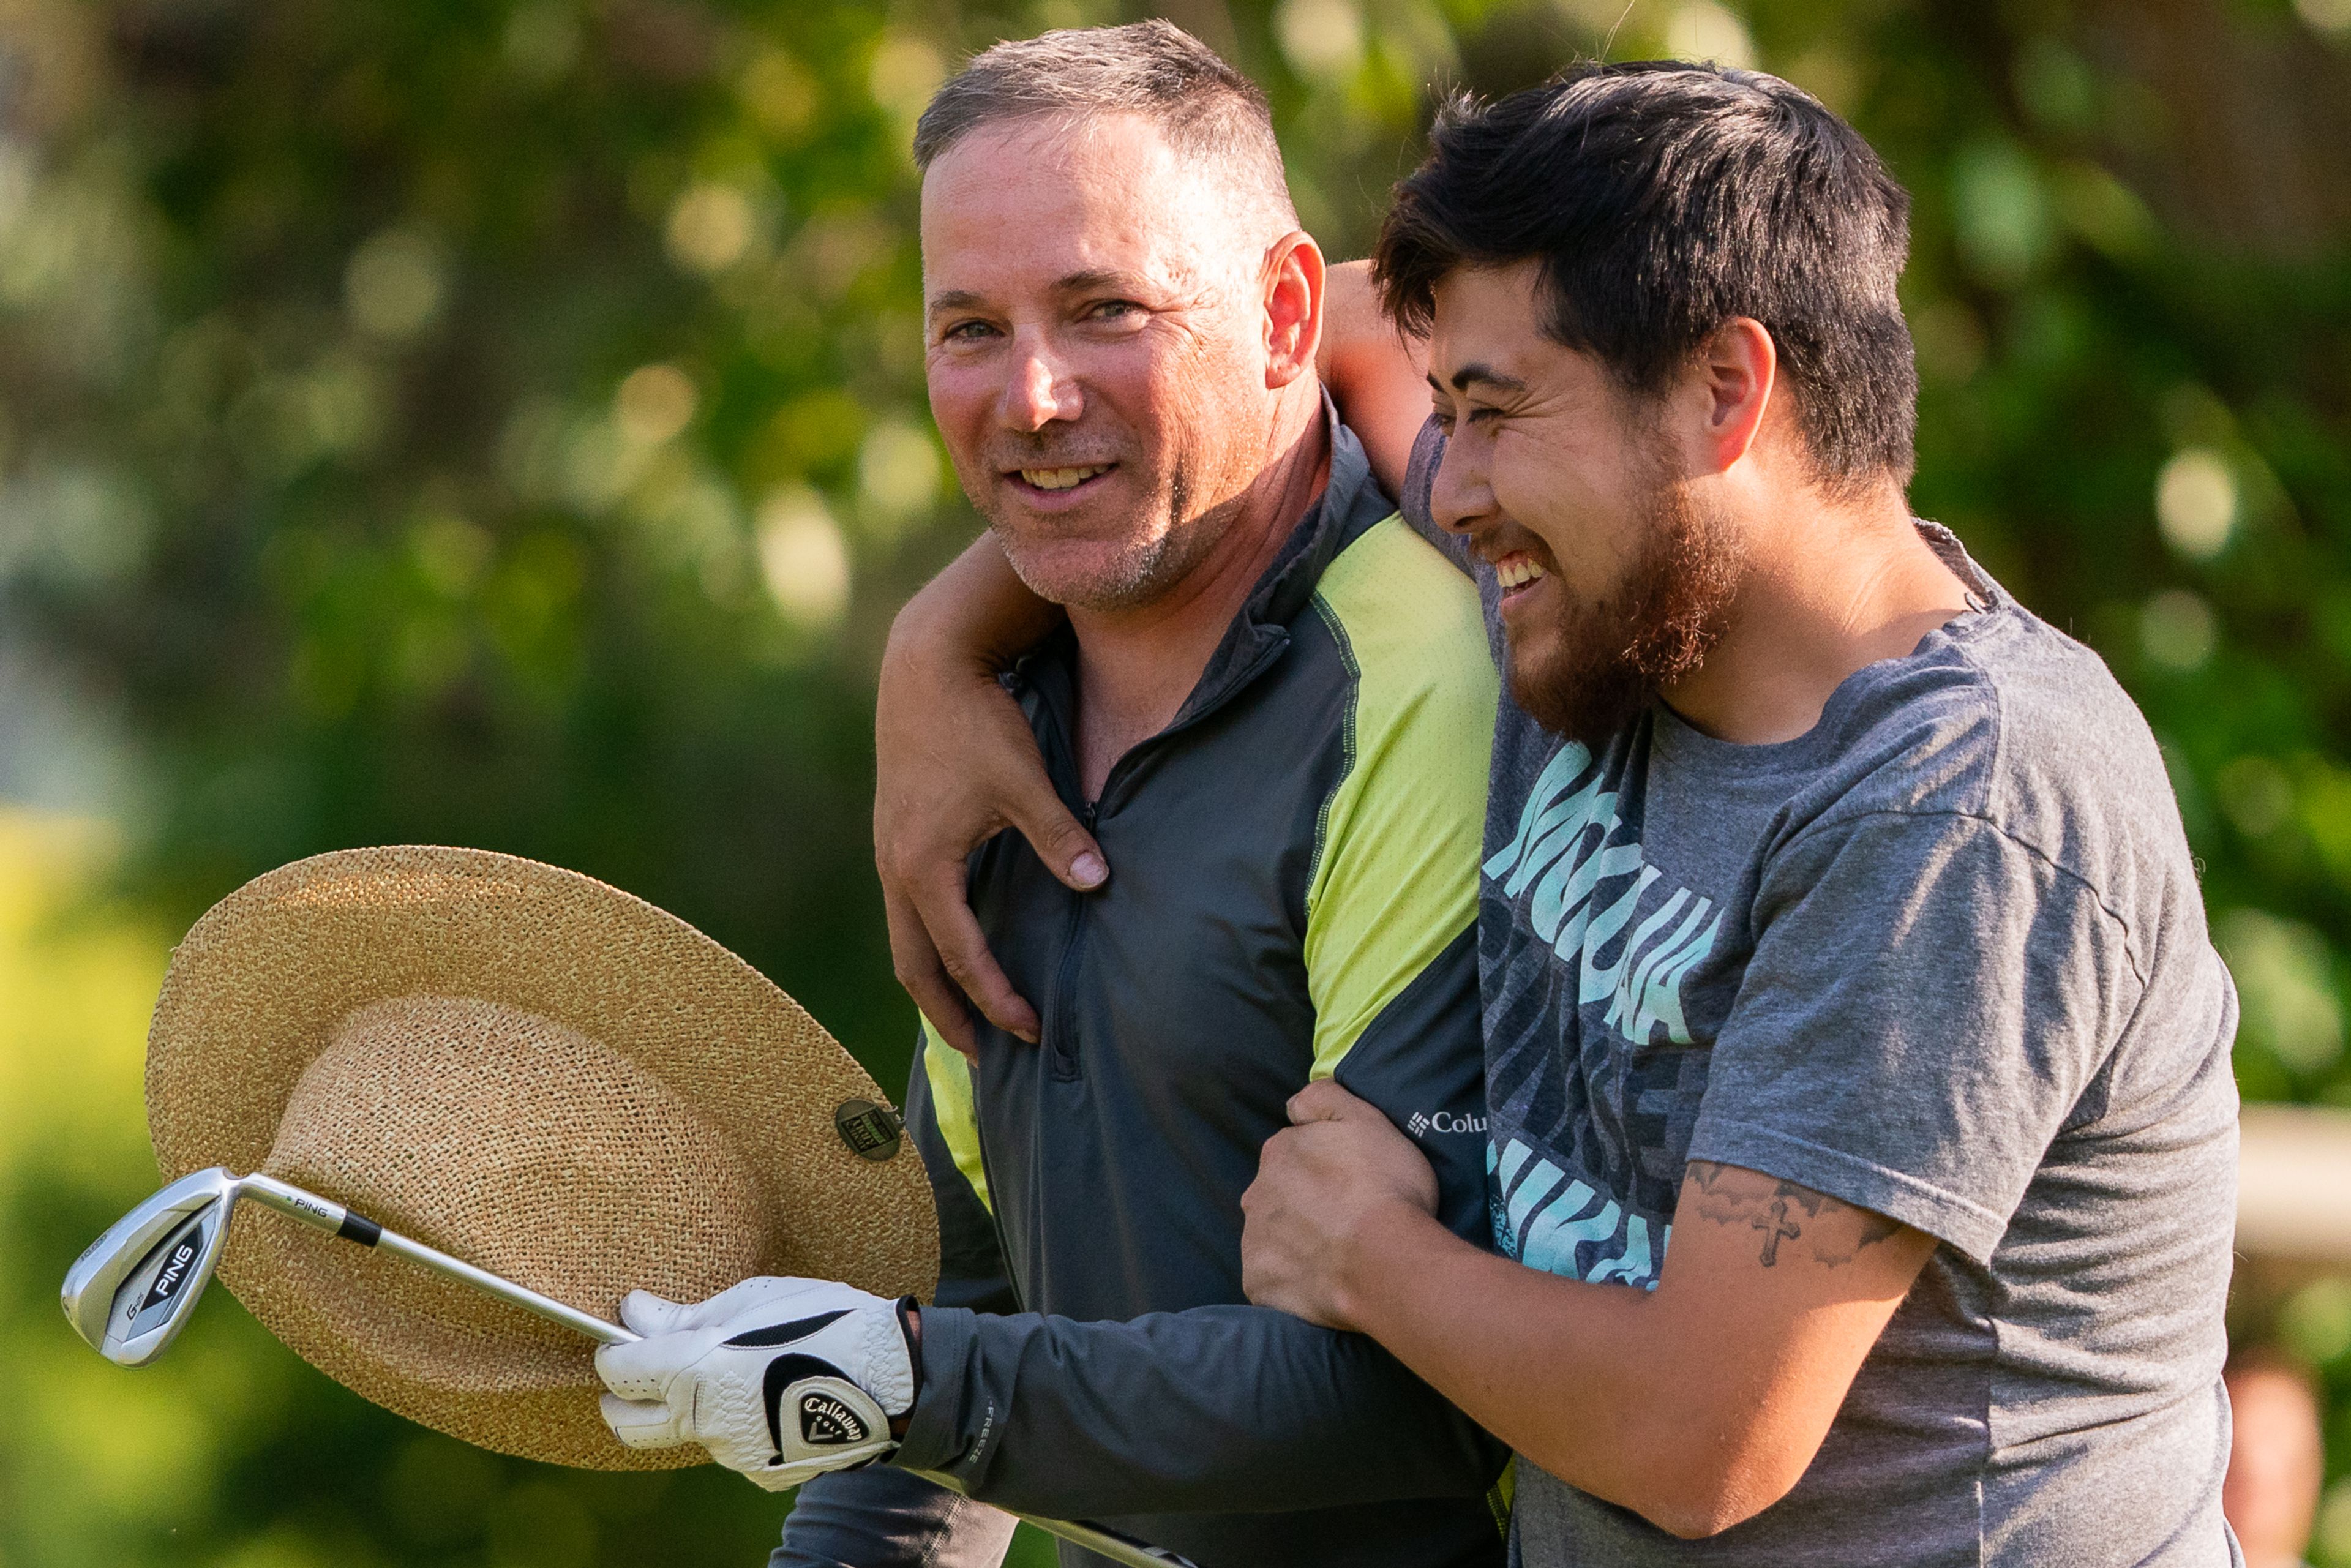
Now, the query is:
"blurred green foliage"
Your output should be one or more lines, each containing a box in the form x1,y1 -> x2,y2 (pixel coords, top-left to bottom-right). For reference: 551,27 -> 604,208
2,0 -> 2349,1562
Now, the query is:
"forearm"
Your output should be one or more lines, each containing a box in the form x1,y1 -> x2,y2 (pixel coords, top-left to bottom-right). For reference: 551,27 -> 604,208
1317,260 -> 1427,500
885,531 -> 1062,678
1327,1194 -> 1924,1537
1328,1208 -> 1688,1515
898,1302 -> 1505,1519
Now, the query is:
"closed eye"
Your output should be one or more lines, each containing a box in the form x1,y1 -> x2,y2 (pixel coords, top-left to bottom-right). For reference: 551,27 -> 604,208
1432,402 -> 1502,435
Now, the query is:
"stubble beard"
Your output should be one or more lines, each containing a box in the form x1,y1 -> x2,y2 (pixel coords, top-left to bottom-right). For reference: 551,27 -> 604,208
990,448 -> 1247,615
1510,471 -> 1743,745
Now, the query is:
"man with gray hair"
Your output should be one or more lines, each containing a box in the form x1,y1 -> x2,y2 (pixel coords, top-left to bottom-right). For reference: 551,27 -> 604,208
594,21 -> 1509,1568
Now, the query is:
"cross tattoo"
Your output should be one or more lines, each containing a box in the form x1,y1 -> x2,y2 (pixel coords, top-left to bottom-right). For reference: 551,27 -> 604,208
1753,1196 -> 1802,1266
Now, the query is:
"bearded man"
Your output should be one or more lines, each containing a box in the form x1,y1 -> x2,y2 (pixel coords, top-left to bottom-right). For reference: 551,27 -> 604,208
593,23 -> 1510,1568
872,61 -> 2244,1568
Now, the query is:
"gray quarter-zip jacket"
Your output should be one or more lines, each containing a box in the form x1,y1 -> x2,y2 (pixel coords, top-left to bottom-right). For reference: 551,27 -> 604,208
779,418 -> 1509,1568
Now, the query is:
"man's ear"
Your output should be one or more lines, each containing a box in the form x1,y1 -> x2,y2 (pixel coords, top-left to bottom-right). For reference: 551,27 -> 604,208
1681,317 -> 1777,476
1262,231 -> 1326,391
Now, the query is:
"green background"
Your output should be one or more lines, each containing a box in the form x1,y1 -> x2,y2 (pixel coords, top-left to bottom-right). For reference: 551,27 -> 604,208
3,0 -> 2350,1562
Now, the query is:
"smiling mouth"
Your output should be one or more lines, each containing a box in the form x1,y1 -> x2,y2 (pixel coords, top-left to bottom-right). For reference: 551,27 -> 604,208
1494,552 -> 1549,596
1014,464 -> 1114,492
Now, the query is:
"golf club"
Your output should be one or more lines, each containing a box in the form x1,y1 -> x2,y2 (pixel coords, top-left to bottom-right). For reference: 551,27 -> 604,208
64,1169 -> 1197,1568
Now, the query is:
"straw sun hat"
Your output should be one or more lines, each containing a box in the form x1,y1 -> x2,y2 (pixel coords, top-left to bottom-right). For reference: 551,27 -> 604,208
144,846 -> 939,1471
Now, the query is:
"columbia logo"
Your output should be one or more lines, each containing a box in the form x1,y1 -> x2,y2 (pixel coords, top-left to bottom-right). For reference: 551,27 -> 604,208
1405,1110 -> 1488,1138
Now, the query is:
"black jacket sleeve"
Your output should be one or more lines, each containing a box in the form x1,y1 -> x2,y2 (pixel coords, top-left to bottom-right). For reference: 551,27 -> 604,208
890,934 -> 1507,1522
776,1035 -> 1023,1566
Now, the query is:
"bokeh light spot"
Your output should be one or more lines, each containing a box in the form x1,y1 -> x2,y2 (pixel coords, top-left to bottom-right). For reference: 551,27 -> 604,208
741,50 -> 819,141
666,183 -> 755,276
869,34 -> 945,119
1277,0 -> 1365,80
343,229 -> 448,343
2156,447 -> 2236,559
1952,140 -> 2052,287
2297,0 -> 2351,37
2221,908 -> 2346,1077
503,2 -> 582,86
757,487 -> 852,629
2139,588 -> 2217,672
411,514 -> 492,598
857,418 -> 940,538
2218,756 -> 2296,839
615,364 -> 697,446
1665,2 -> 1757,69
2284,1277 -> 2351,1365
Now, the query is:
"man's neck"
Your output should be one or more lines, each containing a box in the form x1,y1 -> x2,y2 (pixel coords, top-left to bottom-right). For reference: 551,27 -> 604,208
1068,390 -> 1330,800
1663,478 -> 1975,746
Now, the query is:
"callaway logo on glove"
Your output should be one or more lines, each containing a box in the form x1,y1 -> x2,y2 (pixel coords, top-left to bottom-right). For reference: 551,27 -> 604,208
594,1276 -> 920,1490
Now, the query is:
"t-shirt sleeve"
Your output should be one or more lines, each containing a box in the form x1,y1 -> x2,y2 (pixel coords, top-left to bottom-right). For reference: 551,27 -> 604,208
1687,809 -> 2144,1264
1399,416 -> 1475,578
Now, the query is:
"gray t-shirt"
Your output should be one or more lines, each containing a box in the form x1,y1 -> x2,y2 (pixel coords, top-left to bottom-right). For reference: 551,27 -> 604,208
1416,471 -> 2241,1557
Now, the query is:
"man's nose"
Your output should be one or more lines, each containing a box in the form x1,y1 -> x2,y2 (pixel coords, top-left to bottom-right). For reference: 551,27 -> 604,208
1429,437 -> 1491,537
999,342 -> 1081,432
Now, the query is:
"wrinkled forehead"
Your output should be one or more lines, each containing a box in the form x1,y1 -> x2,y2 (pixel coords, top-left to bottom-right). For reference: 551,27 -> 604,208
918,113 -> 1240,304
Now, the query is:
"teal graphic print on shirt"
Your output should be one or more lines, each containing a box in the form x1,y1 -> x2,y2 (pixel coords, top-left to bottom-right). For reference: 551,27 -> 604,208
1483,737 -> 1730,1292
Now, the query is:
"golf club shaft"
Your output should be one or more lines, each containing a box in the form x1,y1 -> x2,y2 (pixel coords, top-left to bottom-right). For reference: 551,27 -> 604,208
909,1471 -> 1198,1567
238,1174 -> 632,1345
235,1173 -> 1197,1568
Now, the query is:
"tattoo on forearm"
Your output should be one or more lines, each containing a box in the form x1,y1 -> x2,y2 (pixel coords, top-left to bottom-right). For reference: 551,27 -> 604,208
1685,1161 -> 1908,1269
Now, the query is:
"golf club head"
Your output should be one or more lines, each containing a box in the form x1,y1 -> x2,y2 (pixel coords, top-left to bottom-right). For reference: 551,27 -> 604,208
61,1166 -> 239,1366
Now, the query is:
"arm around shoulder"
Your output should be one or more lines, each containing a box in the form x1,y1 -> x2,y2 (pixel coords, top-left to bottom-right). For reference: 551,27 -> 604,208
1318,260 -> 1428,500
874,533 -> 1094,1051
1245,1095 -> 1933,1539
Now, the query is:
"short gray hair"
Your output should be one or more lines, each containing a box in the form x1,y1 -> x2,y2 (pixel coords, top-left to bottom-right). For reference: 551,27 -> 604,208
913,21 -> 1297,230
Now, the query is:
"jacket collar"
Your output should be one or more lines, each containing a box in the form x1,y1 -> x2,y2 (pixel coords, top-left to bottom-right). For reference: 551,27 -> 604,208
1169,395 -> 1386,726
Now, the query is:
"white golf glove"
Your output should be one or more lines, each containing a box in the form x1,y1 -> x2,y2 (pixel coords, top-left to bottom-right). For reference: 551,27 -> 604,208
594,1276 -> 918,1491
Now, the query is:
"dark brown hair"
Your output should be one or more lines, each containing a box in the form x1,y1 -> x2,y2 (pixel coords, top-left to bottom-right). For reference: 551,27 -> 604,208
1378,61 -> 1919,493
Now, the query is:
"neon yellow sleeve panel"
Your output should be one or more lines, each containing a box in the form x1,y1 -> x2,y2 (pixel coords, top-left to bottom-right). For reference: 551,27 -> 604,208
918,1014 -> 992,1214
1305,514 -> 1498,1080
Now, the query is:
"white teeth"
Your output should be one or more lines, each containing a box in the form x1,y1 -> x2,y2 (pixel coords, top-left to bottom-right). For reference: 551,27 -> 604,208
1495,556 -> 1548,590
1020,465 -> 1110,492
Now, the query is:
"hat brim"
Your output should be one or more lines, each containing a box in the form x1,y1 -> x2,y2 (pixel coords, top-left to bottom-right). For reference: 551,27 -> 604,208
146,846 -> 939,1470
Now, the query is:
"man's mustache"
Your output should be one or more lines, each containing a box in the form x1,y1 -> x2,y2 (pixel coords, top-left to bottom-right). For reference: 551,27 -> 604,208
981,441 -> 1130,471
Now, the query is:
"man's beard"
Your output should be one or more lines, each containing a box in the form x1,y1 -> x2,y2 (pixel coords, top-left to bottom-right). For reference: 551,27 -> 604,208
1510,476 -> 1742,745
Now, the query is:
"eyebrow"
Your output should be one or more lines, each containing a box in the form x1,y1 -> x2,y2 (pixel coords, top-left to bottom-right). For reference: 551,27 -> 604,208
1053,268 -> 1148,296
1434,362 -> 1528,395
925,270 -> 1155,322
926,288 -> 988,321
